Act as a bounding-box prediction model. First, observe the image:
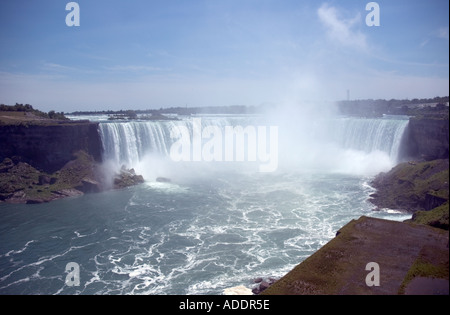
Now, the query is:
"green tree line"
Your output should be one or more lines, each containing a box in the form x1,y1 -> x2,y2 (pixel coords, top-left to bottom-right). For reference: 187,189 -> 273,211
0,103 -> 68,120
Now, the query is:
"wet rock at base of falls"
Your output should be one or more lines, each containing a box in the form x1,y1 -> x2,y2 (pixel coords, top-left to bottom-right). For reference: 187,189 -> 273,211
113,166 -> 145,189
156,177 -> 171,183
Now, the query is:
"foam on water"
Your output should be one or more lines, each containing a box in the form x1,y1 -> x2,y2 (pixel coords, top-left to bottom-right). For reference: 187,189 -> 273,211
0,114 -> 412,295
0,170 -> 411,294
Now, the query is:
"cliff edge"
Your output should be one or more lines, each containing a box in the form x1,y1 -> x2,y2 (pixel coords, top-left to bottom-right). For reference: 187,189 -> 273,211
369,159 -> 449,214
262,216 -> 449,295
401,116 -> 449,161
0,109 -> 144,204
0,112 -> 102,173
261,111 -> 449,295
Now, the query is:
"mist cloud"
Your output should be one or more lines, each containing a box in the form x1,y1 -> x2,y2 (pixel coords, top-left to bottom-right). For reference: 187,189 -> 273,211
317,3 -> 368,51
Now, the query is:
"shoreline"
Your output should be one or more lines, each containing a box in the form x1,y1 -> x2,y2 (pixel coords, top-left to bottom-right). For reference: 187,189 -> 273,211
261,215 -> 448,295
258,158 -> 449,295
1,106 -> 448,295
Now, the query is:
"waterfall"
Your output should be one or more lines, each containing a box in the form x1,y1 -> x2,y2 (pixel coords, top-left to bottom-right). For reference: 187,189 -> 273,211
98,115 -> 409,175
330,117 -> 409,163
99,120 -> 180,167
98,117 -> 245,168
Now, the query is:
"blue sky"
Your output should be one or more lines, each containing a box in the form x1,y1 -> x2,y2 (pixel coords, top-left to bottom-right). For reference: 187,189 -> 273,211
0,0 -> 448,112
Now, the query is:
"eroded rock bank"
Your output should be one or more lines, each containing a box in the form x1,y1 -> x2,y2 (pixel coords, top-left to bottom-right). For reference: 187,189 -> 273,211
260,118 -> 449,295
261,216 -> 449,295
0,151 -> 145,204
401,117 -> 449,161
0,121 -> 102,173
0,117 -> 145,204
369,159 -> 449,213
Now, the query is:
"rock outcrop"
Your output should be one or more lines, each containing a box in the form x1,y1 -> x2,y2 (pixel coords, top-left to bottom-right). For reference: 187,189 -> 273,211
410,202 -> 449,230
261,216 -> 449,295
400,117 -> 449,161
0,116 -> 145,204
369,159 -> 449,213
251,277 -> 278,294
113,166 -> 145,189
0,151 -> 102,204
0,121 -> 102,173
156,177 -> 171,183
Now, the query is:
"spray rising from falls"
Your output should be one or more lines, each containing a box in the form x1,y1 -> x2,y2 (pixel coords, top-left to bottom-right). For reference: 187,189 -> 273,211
98,115 -> 409,177
321,116 -> 409,174
331,117 -> 408,162
99,117 -> 263,179
99,120 -> 177,167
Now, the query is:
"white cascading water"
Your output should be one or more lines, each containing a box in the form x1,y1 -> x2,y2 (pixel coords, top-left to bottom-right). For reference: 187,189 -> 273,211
98,115 -> 409,177
99,120 -> 178,167
331,117 -> 408,162
2,113 -> 413,295
99,117 -> 252,164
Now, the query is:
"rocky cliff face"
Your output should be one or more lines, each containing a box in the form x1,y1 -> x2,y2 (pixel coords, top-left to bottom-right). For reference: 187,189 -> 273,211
0,151 -> 103,204
0,120 -> 147,204
0,122 -> 103,173
261,216 -> 449,295
401,117 -> 449,161
369,159 -> 449,213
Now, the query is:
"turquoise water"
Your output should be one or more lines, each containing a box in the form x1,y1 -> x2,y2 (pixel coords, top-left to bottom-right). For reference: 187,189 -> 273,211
0,115 -> 412,295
